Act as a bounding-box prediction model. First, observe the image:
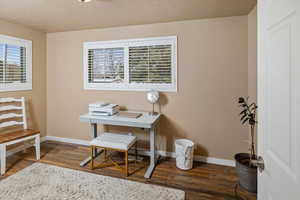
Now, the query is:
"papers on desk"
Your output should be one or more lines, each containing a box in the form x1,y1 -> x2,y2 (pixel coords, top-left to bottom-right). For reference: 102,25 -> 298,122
89,102 -> 109,108
89,102 -> 120,116
116,111 -> 142,119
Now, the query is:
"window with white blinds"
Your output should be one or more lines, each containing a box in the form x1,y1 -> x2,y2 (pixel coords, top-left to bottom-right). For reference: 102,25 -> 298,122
129,45 -> 172,84
88,48 -> 124,83
0,35 -> 32,92
84,36 -> 177,91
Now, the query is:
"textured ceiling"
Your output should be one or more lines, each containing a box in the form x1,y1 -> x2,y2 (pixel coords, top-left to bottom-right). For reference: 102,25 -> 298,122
0,0 -> 257,32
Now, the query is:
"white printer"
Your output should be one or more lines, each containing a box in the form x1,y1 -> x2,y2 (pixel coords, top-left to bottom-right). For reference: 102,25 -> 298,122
89,102 -> 120,116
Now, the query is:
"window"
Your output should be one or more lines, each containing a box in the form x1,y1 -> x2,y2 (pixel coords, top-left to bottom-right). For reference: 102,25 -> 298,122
84,36 -> 177,91
0,35 -> 32,92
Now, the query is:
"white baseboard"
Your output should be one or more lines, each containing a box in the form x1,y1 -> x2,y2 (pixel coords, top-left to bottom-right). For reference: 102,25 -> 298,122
45,136 -> 89,146
44,136 -> 235,167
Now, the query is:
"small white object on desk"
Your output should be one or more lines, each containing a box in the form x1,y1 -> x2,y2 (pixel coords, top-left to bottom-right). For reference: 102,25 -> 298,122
116,111 -> 142,119
89,102 -> 120,116
89,102 -> 109,108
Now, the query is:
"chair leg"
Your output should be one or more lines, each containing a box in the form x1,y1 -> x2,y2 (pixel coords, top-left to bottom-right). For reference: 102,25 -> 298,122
23,141 -> 27,154
90,146 -> 94,170
125,151 -> 128,176
0,144 -> 6,176
35,135 -> 40,160
135,142 -> 138,165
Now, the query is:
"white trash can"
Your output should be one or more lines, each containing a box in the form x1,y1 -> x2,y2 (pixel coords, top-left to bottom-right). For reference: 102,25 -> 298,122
175,139 -> 194,170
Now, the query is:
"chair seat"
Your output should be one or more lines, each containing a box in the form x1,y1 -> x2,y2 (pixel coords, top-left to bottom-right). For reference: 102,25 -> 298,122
90,132 -> 137,151
0,129 -> 40,144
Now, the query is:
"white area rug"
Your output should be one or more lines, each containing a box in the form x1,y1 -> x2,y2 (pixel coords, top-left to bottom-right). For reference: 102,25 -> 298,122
0,163 -> 185,200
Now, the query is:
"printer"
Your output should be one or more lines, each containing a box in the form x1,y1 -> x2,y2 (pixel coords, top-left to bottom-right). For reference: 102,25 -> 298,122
89,102 -> 120,116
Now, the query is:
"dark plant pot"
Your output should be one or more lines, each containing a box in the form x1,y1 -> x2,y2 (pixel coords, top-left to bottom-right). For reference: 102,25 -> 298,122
234,153 -> 257,193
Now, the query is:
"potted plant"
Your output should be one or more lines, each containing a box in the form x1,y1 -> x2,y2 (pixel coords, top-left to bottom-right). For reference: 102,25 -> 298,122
235,97 -> 258,193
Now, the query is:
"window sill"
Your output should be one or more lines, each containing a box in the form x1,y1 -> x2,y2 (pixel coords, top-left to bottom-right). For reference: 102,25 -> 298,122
0,85 -> 32,92
84,83 -> 177,92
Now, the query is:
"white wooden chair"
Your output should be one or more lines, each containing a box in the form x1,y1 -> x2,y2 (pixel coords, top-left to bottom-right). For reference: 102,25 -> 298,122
0,97 -> 40,175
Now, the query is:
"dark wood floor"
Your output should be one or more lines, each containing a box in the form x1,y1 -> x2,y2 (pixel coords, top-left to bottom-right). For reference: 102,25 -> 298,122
0,141 -> 256,200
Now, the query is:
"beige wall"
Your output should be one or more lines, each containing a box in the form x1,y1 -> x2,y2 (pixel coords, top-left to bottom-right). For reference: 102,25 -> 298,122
0,20 -> 47,136
47,16 -> 249,160
248,7 -> 257,102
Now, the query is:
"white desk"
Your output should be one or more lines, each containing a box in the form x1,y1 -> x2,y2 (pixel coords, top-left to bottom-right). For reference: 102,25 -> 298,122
79,112 -> 161,179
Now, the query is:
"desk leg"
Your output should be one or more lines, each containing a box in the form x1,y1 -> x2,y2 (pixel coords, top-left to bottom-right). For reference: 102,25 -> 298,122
80,123 -> 102,167
144,127 -> 158,179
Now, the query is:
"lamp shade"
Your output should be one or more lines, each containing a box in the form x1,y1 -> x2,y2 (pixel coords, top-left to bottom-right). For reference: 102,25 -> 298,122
146,90 -> 159,104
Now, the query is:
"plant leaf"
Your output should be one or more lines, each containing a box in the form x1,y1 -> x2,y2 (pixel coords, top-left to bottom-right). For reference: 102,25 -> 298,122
241,114 -> 247,121
249,103 -> 255,107
238,97 -> 245,103
242,118 -> 249,124
240,110 -> 247,115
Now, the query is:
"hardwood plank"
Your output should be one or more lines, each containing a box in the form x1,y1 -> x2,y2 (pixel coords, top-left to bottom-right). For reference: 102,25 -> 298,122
1,141 -> 257,200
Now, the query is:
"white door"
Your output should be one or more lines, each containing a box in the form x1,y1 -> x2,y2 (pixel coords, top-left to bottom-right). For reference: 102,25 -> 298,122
258,0 -> 300,199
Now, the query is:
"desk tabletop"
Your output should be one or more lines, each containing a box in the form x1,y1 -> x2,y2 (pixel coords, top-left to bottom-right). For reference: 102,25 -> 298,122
80,111 -> 161,128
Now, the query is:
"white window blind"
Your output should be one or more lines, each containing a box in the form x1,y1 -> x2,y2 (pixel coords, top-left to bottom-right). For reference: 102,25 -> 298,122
0,35 -> 32,92
0,44 -> 26,83
129,45 -> 172,84
88,48 -> 124,83
84,36 -> 177,92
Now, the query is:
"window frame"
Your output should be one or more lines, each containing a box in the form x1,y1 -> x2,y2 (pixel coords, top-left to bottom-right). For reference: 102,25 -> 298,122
0,34 -> 32,92
83,36 -> 177,92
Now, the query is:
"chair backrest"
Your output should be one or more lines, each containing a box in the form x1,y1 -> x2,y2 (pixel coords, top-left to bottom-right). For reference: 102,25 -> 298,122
0,97 -> 27,130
